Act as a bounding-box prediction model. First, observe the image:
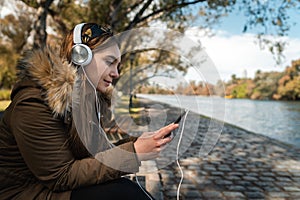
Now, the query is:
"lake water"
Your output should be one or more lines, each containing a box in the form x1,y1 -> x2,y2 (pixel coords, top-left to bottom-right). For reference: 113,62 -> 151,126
138,94 -> 300,147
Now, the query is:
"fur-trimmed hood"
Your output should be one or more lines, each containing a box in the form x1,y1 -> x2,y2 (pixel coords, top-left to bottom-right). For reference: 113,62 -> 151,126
16,47 -> 77,116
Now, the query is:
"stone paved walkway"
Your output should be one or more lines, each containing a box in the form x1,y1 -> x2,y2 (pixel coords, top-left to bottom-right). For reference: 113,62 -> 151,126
155,112 -> 300,200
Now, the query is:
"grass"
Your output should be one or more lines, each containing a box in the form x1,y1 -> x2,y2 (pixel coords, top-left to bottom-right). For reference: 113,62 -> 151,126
113,95 -> 152,126
0,89 -> 11,101
0,100 -> 10,111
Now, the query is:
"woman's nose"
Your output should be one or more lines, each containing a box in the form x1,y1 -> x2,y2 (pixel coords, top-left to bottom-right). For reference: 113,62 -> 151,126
110,66 -> 119,79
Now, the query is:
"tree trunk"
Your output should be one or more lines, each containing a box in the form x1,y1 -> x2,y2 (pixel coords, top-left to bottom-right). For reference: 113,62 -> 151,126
33,0 -> 54,49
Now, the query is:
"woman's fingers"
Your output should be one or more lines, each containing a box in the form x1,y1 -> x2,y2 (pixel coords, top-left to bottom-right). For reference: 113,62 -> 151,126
153,123 -> 179,140
134,123 -> 179,161
155,136 -> 172,147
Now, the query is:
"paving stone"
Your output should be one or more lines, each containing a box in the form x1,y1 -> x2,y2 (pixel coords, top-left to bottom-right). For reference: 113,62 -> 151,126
283,186 -> 300,192
210,171 -> 224,176
267,192 -> 289,198
246,186 -> 263,191
250,168 -> 265,172
236,168 -> 249,172
227,175 -> 241,180
180,184 -> 197,190
255,181 -> 274,187
196,179 -> 212,186
261,172 -> 276,177
210,161 -> 222,165
232,164 -> 245,169
218,167 -> 232,172
163,184 -> 177,190
274,181 -> 294,187
289,171 -> 300,177
276,176 -> 292,182
182,179 -> 194,184
236,180 -> 252,186
259,176 -> 275,181
207,176 -> 222,181
236,161 -> 248,165
201,191 -> 223,199
228,172 -> 244,176
246,172 -> 259,176
215,180 -> 233,185
247,165 -> 258,170
202,165 -> 216,171
245,191 -> 265,199
165,190 -> 177,197
227,185 -> 246,191
183,190 -> 201,198
187,165 -> 199,170
243,176 -> 258,181
292,177 -> 300,183
276,171 -> 291,176
223,191 -> 245,198
263,186 -> 281,192
218,164 -> 231,168
290,192 -> 300,198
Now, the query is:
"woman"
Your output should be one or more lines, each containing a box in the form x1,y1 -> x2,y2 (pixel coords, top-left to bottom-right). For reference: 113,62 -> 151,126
0,23 -> 178,199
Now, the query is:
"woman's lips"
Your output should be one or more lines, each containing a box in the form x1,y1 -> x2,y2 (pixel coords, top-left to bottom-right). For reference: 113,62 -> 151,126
104,80 -> 112,86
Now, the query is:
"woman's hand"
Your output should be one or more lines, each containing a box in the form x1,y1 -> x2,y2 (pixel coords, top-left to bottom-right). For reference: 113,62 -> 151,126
133,123 -> 179,161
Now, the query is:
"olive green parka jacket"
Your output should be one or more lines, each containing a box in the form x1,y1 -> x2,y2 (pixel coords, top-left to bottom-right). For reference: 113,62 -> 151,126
0,47 -> 140,199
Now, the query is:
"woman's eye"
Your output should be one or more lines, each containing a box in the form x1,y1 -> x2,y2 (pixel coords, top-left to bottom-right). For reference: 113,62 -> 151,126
105,61 -> 113,66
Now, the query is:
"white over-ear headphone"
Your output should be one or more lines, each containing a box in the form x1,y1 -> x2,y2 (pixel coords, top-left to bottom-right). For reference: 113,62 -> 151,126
71,23 -> 93,66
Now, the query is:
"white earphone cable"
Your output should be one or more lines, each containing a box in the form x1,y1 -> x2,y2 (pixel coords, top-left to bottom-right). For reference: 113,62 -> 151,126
176,109 -> 189,200
135,109 -> 189,200
81,66 -> 114,148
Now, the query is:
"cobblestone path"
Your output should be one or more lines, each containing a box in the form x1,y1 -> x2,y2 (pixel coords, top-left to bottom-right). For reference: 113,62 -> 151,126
156,112 -> 300,200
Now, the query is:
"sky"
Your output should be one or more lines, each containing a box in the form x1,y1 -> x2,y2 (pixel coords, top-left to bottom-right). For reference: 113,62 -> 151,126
183,6 -> 300,83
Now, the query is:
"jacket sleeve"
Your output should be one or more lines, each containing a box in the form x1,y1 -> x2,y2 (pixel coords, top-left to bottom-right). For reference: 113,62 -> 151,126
10,96 -> 140,192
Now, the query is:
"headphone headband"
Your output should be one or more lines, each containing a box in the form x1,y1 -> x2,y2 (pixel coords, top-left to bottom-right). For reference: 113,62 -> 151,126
73,23 -> 86,44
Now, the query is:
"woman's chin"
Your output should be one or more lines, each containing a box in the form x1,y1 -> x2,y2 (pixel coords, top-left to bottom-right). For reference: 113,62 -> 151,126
97,85 -> 111,93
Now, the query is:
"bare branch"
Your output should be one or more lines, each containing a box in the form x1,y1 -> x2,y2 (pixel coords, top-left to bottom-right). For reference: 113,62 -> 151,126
125,0 -> 153,30
127,0 -> 145,13
125,0 -> 206,30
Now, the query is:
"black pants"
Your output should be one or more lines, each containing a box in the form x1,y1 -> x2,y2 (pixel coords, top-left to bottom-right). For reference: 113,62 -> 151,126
70,178 -> 154,200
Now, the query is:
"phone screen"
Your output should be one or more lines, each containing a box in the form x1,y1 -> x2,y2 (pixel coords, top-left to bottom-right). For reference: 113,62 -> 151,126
164,110 -> 187,138
173,110 -> 187,124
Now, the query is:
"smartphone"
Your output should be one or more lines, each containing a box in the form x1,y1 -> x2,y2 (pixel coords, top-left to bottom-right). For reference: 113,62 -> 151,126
173,110 -> 187,124
164,110 -> 187,138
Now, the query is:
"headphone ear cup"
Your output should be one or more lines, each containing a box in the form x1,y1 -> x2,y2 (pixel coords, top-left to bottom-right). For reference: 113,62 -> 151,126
71,44 -> 93,66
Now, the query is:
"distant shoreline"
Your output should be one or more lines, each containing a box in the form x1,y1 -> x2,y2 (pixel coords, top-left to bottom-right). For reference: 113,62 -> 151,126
136,93 -> 300,102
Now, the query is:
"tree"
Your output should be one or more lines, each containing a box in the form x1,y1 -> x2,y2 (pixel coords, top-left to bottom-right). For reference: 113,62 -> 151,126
19,0 -> 55,48
277,78 -> 300,100
276,59 -> 300,100
251,72 -> 282,100
18,0 -> 300,55
2,0 -> 300,90
0,12 -> 33,88
0,45 -> 18,89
